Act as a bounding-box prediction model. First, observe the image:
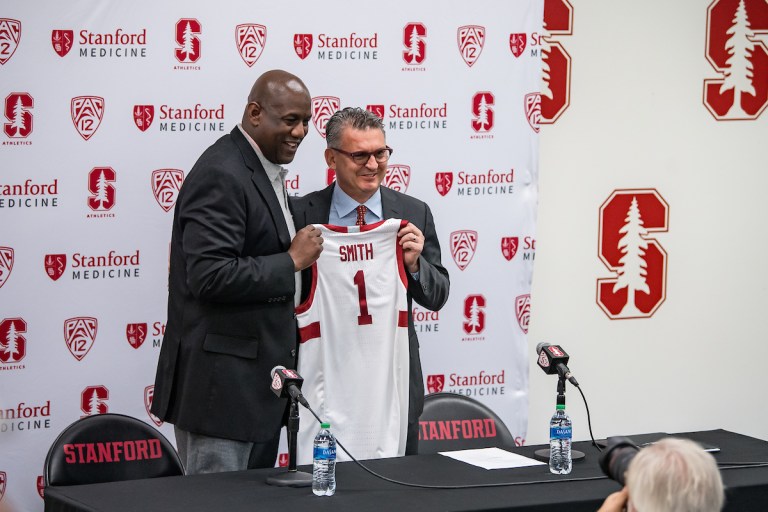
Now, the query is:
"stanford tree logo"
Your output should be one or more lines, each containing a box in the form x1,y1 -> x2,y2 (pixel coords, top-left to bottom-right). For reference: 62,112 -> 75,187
81,385 -> 108,416
152,169 -> 184,212
4,93 -> 33,138
704,0 -> 768,120
51,29 -> 74,57
71,96 -> 105,140
450,230 -> 478,271
384,164 -> 410,193
403,22 -> 426,65
540,0 -> 574,124
471,92 -> 494,133
64,317 -> 98,361
0,247 -> 13,289
458,25 -> 485,67
463,294 -> 486,334
597,189 -> 669,319
0,19 -> 21,65
236,23 -> 266,67
87,167 -> 116,211
294,33 -> 313,59
175,19 -> 201,63
311,96 -> 340,138
0,317 -> 27,364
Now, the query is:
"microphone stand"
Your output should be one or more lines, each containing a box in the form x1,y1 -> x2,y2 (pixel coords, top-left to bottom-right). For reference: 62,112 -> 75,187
266,397 -> 313,487
533,376 -> 586,462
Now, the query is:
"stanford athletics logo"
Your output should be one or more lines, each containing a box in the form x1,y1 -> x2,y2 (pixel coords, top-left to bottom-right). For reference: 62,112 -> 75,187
450,230 -> 478,271
133,105 -> 154,131
509,33 -> 527,58
71,96 -> 105,140
44,254 -> 67,281
175,19 -> 201,63
0,247 -> 13,289
278,453 -> 289,467
463,294 -> 486,335
0,19 -> 21,65
87,167 -> 116,211
126,323 -> 147,349
51,29 -> 74,57
311,96 -> 340,137
403,22 -> 426,65
81,385 -> 108,416
524,93 -> 542,133
435,172 -> 453,196
64,317 -> 98,361
0,317 -> 27,364
597,189 -> 669,319
426,374 -> 445,394
145,385 -> 162,426
366,104 -> 384,119
152,169 -> 184,212
236,23 -> 266,67
704,0 -> 768,120
471,92 -> 494,133
294,33 -> 313,59
458,25 -> 485,67
540,0 -> 574,124
501,237 -> 519,261
384,165 -> 410,193
515,294 -> 531,334
4,92 -> 33,138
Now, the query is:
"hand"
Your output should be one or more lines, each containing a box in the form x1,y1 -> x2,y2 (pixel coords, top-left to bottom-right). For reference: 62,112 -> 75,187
597,488 -> 629,512
288,225 -> 323,271
398,223 -> 424,274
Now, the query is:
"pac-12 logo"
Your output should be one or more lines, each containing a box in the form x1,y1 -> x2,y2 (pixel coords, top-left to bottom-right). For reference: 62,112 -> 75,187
540,0 -> 574,124
704,0 -> 768,120
471,92 -> 494,132
145,385 -> 162,426
384,164 -> 410,193
0,247 -> 13,289
44,254 -> 67,281
51,29 -> 73,57
515,294 -> 531,333
4,92 -> 33,138
463,294 -> 486,334
597,189 -> 669,319
403,22 -> 426,65
152,169 -> 184,212
0,19 -> 21,64
458,25 -> 485,67
81,385 -> 108,416
0,471 -> 5,503
71,96 -> 105,141
450,230 -> 478,271
0,317 -> 27,364
294,33 -> 313,59
426,374 -> 445,393
311,96 -> 340,137
175,19 -> 201,63
64,317 -> 98,361
236,23 -> 266,67
87,167 -> 116,211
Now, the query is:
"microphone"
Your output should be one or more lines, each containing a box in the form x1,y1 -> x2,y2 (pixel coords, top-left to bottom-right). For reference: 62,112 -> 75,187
535,342 -> 579,386
270,366 -> 309,408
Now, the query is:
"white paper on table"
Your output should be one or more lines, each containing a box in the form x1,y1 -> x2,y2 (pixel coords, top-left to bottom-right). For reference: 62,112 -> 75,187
438,447 -> 547,470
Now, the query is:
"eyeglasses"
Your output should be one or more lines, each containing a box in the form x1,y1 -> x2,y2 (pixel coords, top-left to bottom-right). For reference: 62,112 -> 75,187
330,146 -> 393,165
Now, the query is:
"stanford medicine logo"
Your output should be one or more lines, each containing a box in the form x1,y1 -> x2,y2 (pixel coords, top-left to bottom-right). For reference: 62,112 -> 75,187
430,369 -> 506,398
450,230 -> 478,271
236,23 -> 266,67
52,29 -> 74,57
64,317 -> 98,361
462,294 -> 486,341
0,317 -> 27,365
367,104 -> 385,119
145,385 -> 162,426
501,237 -> 519,261
294,34 -> 312,59
704,0 -> 768,120
402,22 -> 426,68
311,96 -> 340,137
384,164 -> 410,193
44,254 -> 67,281
0,247 -> 13,289
126,323 -> 147,349
427,374 -> 445,393
458,25 -> 485,67
0,19 -> 21,64
4,92 -> 33,139
471,92 -> 494,137
133,105 -> 154,131
540,0 -> 574,124
597,189 -> 669,319
87,167 -> 116,213
71,96 -> 104,140
295,32 -> 378,61
515,294 -> 531,334
435,172 -> 453,196
434,168 -> 514,197
510,33 -> 527,58
175,19 -> 201,66
81,385 -> 108,416
152,169 -> 184,212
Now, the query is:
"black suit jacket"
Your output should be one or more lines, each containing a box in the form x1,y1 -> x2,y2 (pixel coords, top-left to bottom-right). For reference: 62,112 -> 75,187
290,184 -> 450,426
151,127 -> 298,442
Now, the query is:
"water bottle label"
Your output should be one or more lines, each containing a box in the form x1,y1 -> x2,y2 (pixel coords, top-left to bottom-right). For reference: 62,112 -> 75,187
550,426 -> 572,439
313,445 -> 336,460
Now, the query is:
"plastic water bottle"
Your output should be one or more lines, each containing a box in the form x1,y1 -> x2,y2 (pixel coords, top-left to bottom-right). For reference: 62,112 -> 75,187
312,422 -> 336,496
549,401 -> 572,474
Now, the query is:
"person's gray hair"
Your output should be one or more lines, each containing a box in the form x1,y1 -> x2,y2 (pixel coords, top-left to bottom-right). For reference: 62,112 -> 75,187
325,107 -> 385,148
626,438 -> 724,512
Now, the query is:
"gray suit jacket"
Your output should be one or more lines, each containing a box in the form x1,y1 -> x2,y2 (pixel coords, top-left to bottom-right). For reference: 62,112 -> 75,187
290,184 -> 450,425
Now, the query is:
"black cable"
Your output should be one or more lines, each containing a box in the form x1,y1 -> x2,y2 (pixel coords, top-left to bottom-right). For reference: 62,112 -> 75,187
302,402 -> 608,490
717,462 -> 768,469
575,384 -> 602,452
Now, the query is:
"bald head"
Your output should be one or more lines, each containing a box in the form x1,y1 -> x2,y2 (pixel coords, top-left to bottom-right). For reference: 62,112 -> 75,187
242,70 -> 312,165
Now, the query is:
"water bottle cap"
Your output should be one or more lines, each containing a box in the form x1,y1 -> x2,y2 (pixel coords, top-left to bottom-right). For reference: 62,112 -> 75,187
321,422 -> 331,429
556,404 -> 565,410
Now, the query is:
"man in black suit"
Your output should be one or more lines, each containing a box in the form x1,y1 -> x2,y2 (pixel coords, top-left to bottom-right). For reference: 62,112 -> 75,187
291,107 -> 450,454
151,70 -> 324,473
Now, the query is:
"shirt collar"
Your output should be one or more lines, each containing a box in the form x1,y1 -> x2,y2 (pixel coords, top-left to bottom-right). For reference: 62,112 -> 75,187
331,184 -> 382,220
237,123 -> 287,183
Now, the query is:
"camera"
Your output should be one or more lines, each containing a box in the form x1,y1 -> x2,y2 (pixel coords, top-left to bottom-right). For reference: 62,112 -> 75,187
599,437 -> 640,486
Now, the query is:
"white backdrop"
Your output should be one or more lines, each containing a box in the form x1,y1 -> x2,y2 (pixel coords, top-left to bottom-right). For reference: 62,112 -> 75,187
0,1 -> 542,510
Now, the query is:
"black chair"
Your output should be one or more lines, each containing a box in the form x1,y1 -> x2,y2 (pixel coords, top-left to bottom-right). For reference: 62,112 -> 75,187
44,413 -> 184,486
417,392 -> 516,454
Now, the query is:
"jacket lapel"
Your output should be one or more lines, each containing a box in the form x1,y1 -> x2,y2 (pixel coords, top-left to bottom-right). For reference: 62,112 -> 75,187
380,186 -> 402,221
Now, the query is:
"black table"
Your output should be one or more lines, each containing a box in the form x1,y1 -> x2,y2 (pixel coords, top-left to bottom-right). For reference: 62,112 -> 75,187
44,430 -> 768,512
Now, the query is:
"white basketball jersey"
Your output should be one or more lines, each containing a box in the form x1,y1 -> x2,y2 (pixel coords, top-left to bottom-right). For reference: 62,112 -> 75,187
296,218 -> 410,464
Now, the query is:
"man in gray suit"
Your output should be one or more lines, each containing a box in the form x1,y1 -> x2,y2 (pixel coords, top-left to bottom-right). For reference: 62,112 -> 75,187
291,107 -> 449,454
151,70 -> 324,473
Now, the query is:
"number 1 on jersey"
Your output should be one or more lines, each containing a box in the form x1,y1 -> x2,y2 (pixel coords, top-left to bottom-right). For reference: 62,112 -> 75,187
353,270 -> 373,325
